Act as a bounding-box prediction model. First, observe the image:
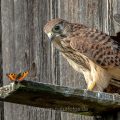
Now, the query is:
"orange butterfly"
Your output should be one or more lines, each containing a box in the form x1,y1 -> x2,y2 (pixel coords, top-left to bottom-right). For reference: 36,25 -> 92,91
6,71 -> 29,81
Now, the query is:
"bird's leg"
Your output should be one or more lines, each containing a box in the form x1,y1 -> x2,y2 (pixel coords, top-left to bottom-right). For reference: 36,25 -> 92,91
82,70 -> 96,91
87,81 -> 96,91
82,69 -> 97,91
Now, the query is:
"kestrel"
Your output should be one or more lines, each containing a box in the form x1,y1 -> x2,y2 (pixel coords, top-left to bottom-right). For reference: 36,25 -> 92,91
44,18 -> 120,91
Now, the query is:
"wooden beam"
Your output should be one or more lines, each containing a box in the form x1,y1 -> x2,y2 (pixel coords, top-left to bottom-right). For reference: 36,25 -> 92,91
0,80 -> 119,116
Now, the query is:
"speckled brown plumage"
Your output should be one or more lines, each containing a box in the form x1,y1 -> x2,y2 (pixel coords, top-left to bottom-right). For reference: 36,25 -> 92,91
44,18 -> 120,92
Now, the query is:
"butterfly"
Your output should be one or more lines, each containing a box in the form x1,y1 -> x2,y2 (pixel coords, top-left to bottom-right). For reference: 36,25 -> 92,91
6,71 -> 29,81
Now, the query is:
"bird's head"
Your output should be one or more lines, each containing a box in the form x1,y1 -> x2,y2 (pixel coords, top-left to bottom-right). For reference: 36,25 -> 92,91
43,18 -> 72,41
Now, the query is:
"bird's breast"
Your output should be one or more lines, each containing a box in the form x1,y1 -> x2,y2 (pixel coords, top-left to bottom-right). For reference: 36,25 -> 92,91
61,50 -> 91,72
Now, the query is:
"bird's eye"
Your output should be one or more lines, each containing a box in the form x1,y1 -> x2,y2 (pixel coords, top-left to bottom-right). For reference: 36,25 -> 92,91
53,24 -> 61,32
54,25 -> 60,30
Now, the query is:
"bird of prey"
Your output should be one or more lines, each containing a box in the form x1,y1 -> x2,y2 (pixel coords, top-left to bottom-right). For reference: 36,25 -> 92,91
44,18 -> 120,91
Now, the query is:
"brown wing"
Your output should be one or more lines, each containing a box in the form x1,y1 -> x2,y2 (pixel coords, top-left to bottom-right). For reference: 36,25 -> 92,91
69,28 -> 120,68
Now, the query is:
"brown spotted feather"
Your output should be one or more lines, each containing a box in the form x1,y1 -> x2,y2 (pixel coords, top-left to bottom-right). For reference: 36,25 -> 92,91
44,19 -> 120,91
69,25 -> 120,68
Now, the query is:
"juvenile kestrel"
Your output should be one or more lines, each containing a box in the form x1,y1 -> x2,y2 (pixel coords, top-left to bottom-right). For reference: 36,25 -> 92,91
44,18 -> 120,91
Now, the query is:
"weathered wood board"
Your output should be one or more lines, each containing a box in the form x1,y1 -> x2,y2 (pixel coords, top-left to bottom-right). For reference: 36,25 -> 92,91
0,80 -> 119,116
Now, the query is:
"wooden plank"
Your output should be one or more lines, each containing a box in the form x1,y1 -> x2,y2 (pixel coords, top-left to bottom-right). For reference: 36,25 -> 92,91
0,0 -> 4,119
58,3 -> 89,120
0,80 -> 119,116
1,0 -> 56,120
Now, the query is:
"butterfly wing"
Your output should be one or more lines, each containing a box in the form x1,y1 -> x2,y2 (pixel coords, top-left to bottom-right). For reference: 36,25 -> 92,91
6,73 -> 17,81
17,71 -> 29,81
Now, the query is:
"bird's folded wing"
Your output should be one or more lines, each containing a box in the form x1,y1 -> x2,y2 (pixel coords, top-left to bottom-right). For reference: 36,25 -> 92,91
69,29 -> 120,80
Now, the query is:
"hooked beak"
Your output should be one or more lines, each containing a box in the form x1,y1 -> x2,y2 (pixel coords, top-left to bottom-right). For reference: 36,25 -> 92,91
47,32 -> 54,40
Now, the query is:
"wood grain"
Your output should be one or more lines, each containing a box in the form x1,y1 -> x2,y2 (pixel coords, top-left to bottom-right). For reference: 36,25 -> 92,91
0,0 -> 3,119
1,0 -> 54,120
